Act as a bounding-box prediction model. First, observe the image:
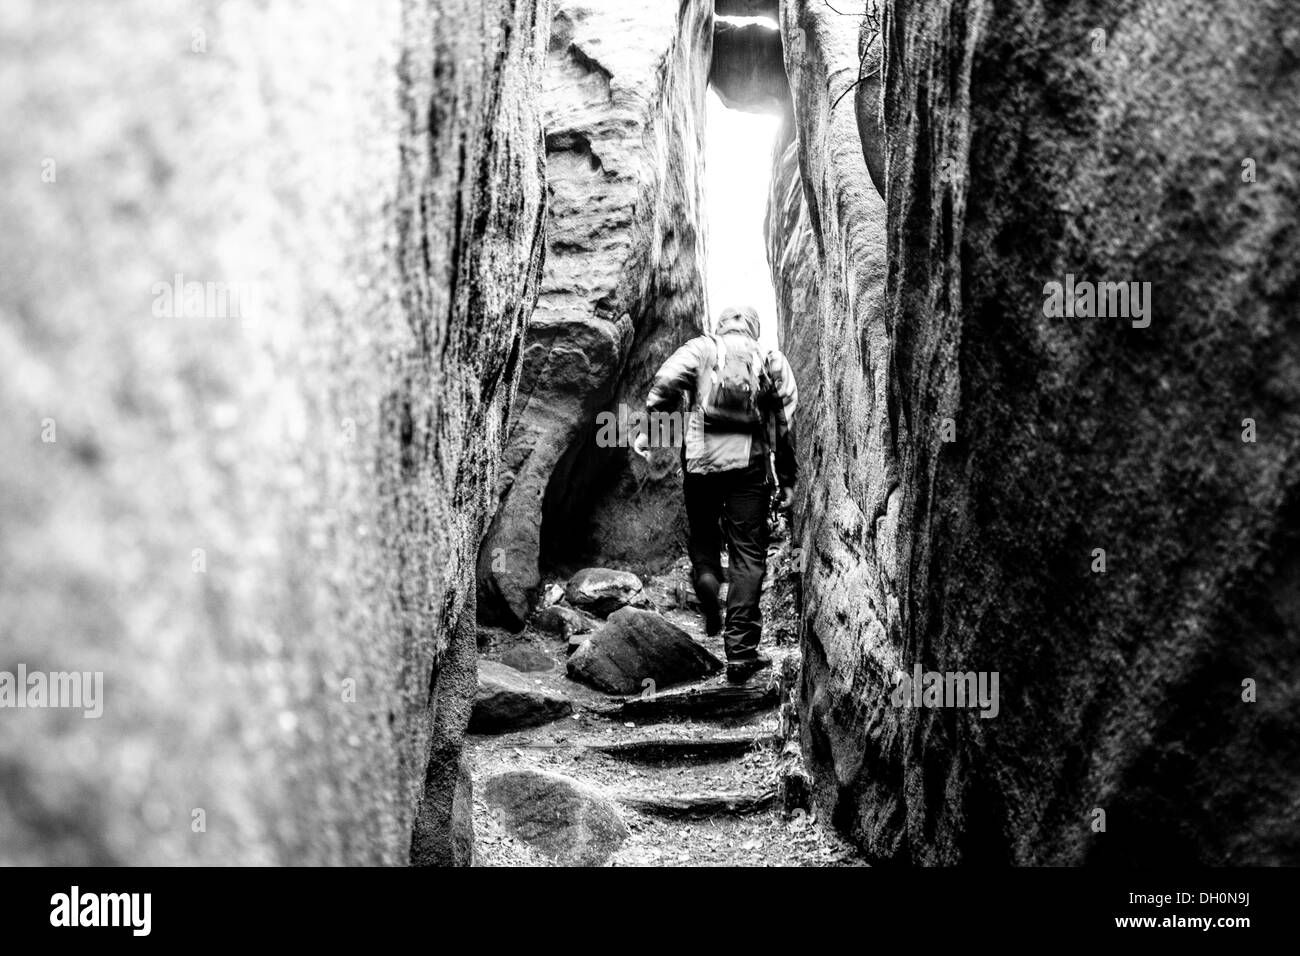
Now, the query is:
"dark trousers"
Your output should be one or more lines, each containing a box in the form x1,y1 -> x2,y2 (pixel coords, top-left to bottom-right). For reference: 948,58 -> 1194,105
683,460 -> 771,660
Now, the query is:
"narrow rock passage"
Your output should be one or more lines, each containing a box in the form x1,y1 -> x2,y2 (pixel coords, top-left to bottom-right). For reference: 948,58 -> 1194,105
5,0 -> 1295,875
468,527 -> 864,867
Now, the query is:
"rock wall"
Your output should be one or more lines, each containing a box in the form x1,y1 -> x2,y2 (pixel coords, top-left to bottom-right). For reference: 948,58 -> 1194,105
0,0 -> 547,866
772,0 -> 1300,864
711,19 -> 790,115
478,0 -> 713,629
766,0 -> 896,856
717,0 -> 778,16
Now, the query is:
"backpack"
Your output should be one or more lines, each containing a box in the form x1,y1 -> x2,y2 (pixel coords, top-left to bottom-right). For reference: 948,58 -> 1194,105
699,333 -> 768,431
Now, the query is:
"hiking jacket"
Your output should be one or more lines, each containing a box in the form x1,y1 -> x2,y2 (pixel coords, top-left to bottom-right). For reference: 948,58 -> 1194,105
644,309 -> 798,486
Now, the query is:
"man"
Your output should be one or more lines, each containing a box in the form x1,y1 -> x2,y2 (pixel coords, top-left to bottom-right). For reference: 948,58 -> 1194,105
632,305 -> 798,682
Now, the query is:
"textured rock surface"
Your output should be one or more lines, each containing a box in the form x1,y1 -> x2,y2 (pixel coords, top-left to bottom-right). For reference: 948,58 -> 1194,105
0,0 -> 546,866
498,644 -> 557,673
482,769 -> 629,865
469,661 -> 572,734
771,0 -> 1300,864
478,0 -> 714,628
567,607 -> 722,695
767,6 -> 889,871
564,567 -> 649,617
431,755 -> 476,869
533,603 -> 597,638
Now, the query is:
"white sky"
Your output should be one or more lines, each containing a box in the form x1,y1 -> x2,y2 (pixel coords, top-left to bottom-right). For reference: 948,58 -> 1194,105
704,87 -> 780,351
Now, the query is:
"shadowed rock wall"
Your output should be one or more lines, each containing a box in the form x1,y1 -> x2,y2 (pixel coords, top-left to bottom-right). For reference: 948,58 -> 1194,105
711,19 -> 790,115
771,0 -> 1300,865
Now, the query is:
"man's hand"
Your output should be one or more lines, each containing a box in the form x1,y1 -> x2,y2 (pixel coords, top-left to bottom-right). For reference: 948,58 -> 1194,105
776,485 -> 796,510
632,431 -> 652,462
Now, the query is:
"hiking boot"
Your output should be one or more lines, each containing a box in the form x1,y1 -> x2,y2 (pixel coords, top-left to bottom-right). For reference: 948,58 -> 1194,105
703,606 -> 722,637
694,572 -> 722,637
726,654 -> 772,683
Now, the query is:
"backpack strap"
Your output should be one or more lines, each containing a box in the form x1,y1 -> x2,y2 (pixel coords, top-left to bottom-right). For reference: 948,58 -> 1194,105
691,334 -> 718,411
754,349 -> 777,417
705,333 -> 724,403
710,333 -> 725,377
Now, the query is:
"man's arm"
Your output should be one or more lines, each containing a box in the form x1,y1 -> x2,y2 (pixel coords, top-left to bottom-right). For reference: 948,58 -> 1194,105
766,349 -> 799,491
646,337 -> 705,413
633,337 -> 705,459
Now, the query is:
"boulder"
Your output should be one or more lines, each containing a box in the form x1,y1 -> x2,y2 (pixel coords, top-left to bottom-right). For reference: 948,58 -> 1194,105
564,568 -> 649,617
482,769 -> 629,866
532,603 -> 596,637
566,607 -> 722,695
498,645 -> 556,673
469,661 -> 573,734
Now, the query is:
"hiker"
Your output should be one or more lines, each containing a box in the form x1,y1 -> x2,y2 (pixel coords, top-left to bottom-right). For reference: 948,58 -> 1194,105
632,305 -> 798,682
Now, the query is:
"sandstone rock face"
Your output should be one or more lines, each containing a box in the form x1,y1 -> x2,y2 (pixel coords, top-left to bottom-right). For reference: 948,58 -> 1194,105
469,661 -> 572,734
478,0 -> 714,628
566,607 -> 722,695
432,755 -> 477,869
772,0 -> 1300,864
767,3 -> 889,864
0,0 -> 547,866
482,769 -> 629,865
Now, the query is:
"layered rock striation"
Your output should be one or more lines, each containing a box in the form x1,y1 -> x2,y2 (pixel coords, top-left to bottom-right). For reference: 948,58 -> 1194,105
478,0 -> 714,629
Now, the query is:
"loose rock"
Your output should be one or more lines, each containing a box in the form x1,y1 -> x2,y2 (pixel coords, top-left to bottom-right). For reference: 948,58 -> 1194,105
498,645 -> 555,674
532,604 -> 595,638
469,660 -> 572,734
566,607 -> 722,695
482,769 -> 629,866
564,568 -> 649,617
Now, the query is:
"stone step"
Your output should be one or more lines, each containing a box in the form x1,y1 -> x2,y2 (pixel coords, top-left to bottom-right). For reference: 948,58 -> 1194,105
588,733 -> 772,764
592,680 -> 779,723
613,786 -> 777,818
